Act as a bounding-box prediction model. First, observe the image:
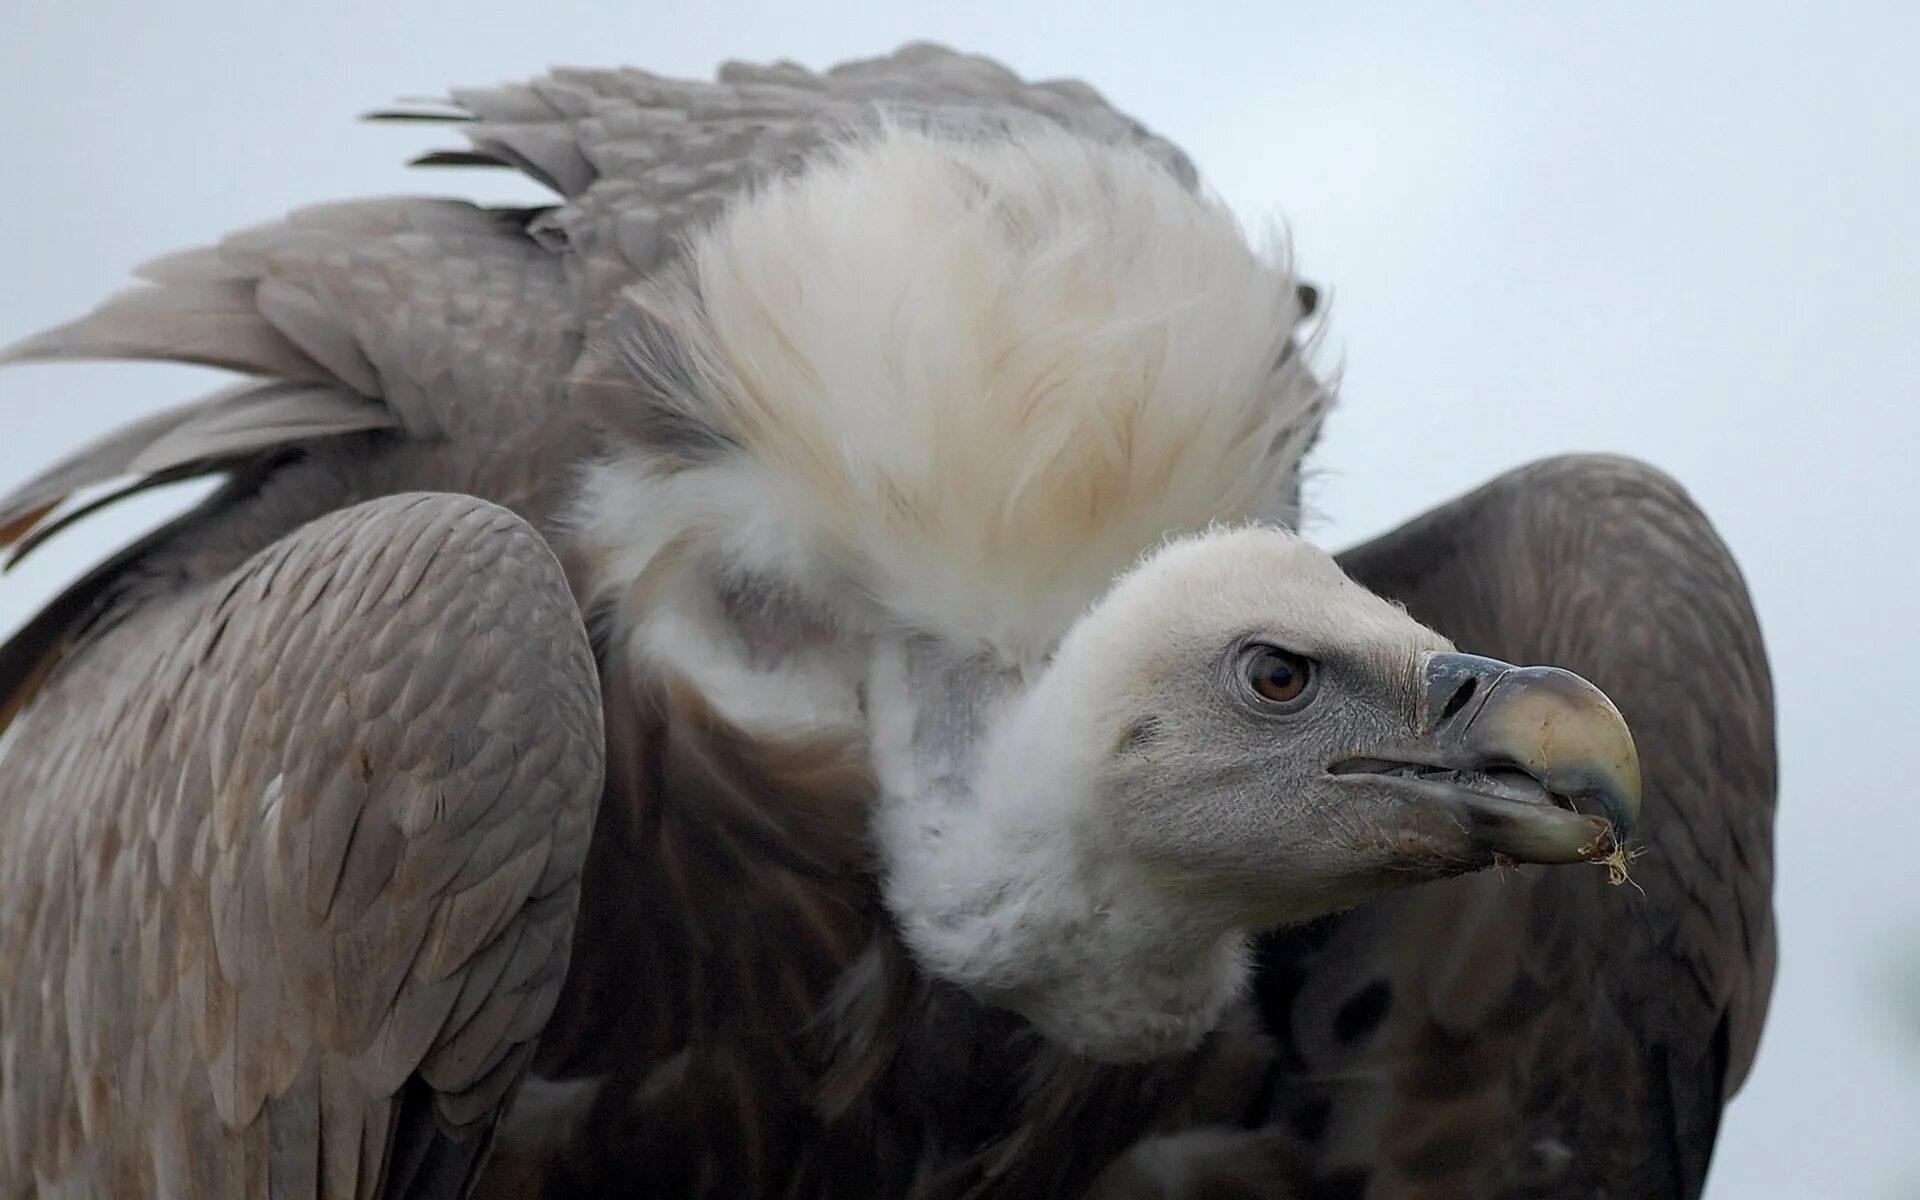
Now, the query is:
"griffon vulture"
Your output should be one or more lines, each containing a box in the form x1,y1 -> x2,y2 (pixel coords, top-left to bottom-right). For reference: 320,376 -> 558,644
0,43 -> 1774,1200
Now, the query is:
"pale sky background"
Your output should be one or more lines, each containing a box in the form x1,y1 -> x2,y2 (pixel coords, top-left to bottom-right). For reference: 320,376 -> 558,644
1,2 -> 1915,1195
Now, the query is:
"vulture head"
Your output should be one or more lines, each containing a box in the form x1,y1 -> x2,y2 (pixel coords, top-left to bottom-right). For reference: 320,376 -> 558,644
574,125 -> 1640,1061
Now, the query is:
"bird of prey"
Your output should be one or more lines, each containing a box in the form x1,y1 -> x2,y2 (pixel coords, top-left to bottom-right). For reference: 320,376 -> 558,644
0,43 -> 1774,1200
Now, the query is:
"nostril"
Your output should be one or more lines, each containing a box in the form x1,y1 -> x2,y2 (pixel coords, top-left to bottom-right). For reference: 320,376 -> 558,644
1424,653 -> 1515,736
1438,675 -> 1478,722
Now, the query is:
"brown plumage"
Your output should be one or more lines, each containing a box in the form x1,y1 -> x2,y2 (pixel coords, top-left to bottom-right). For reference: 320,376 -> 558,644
0,44 -> 1773,1200
1268,456 -> 1776,1199
0,494 -> 604,1197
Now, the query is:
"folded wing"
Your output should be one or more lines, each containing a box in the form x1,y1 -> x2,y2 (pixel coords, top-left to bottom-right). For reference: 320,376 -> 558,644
0,492 -> 604,1198
1261,454 -> 1776,1199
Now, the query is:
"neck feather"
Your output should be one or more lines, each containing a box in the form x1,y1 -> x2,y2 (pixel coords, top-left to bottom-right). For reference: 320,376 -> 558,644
867,636 -> 1248,1062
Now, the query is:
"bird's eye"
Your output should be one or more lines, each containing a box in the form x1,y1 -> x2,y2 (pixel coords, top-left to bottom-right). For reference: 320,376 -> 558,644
1243,645 -> 1314,708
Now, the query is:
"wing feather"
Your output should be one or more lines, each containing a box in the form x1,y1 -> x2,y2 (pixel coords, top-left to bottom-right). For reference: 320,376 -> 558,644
371,42 -> 1200,344
0,197 -> 577,738
0,377 -> 391,550
0,399 -> 229,539
126,383 -> 396,474
0,280 -> 331,380
0,492 -> 604,1197
0,39 -> 1201,622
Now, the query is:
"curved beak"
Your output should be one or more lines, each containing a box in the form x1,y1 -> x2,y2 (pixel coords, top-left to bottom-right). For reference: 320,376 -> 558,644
1334,652 -> 1641,865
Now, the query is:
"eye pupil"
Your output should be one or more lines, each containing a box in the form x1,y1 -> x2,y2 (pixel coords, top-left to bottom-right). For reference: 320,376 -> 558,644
1247,646 -> 1312,704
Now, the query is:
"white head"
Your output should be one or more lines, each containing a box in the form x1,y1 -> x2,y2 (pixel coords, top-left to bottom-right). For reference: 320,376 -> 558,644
575,126 -> 1639,1062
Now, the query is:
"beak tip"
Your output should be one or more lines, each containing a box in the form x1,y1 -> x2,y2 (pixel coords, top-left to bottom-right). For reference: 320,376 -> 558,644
1420,653 -> 1644,864
1551,759 -> 1642,844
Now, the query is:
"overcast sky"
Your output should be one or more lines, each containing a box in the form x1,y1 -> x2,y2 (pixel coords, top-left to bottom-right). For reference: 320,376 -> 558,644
2,2 -> 1916,1195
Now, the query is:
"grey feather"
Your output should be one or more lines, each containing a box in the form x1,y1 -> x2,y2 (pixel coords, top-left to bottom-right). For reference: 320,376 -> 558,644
464,124 -> 597,196
0,380 -> 395,565
253,281 -> 383,397
126,382 -> 396,474
0,400 -> 219,535
136,245 -> 256,286
5,470 -> 209,569
0,281 -> 330,380
0,494 -> 604,1197
410,149 -> 510,170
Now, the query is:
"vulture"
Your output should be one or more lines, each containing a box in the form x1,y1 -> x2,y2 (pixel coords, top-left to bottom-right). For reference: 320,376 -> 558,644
0,43 -> 1775,1200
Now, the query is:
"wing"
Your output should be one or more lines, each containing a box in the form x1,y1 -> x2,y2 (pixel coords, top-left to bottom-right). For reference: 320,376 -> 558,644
1251,454 -> 1775,1198
0,43 -> 1205,740
0,197 -> 587,736
375,41 -> 1199,338
0,492 -> 604,1198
